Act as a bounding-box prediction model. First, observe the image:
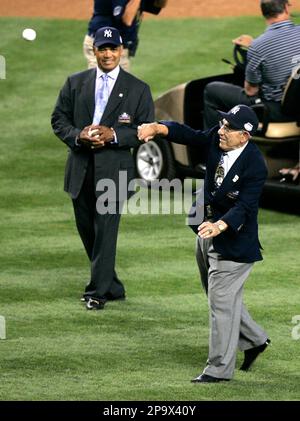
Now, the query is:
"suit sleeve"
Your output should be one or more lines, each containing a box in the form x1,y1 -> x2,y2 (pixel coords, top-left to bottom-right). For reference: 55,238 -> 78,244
114,83 -> 155,149
51,77 -> 81,152
164,121 -> 216,148
221,156 -> 267,232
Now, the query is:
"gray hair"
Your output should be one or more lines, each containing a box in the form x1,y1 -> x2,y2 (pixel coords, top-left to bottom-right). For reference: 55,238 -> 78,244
260,0 -> 289,18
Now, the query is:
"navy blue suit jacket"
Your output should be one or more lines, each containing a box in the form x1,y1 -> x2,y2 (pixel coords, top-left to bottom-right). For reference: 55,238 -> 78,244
164,122 -> 268,263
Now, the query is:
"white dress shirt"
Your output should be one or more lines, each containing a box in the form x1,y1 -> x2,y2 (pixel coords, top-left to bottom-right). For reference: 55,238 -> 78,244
93,65 -> 120,124
223,142 -> 249,178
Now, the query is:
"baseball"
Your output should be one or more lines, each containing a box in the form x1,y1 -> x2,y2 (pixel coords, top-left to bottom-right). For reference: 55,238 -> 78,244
88,128 -> 99,137
22,28 -> 37,41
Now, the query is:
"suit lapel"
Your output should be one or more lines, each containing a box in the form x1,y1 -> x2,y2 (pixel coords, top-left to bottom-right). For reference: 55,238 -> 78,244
101,68 -> 127,123
214,143 -> 250,198
82,69 -> 97,121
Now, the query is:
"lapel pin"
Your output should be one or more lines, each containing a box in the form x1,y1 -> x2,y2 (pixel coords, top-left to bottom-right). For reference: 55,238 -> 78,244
119,93 -> 123,97
233,175 -> 239,183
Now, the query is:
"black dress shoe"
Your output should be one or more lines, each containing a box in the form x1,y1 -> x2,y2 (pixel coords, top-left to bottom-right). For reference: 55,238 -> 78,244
240,338 -> 271,371
82,293 -> 126,302
86,298 -> 105,310
191,374 -> 230,383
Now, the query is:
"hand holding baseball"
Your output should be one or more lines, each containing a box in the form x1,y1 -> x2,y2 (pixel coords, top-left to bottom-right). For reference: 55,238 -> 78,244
79,125 -> 105,149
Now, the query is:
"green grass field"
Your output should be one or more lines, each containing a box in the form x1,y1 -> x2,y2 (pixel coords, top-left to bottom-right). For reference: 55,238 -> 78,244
0,16 -> 300,401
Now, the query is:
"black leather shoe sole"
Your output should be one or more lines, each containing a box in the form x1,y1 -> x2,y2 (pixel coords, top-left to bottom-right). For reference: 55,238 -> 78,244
240,338 -> 271,371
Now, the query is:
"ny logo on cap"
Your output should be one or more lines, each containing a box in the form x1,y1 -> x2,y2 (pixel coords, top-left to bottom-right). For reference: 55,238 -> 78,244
104,29 -> 113,38
230,106 -> 240,115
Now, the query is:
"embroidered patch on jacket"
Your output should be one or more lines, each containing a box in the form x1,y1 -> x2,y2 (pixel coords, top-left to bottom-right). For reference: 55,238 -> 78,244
118,112 -> 131,123
226,190 -> 240,200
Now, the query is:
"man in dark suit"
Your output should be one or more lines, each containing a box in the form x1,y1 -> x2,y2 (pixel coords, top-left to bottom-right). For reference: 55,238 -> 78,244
138,105 -> 270,382
51,26 -> 154,310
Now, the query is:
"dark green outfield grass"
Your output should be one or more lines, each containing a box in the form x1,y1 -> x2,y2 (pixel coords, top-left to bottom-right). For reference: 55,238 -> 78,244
0,16 -> 300,401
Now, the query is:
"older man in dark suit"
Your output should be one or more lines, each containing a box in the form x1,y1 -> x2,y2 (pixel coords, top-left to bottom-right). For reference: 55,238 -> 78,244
52,26 -> 154,310
138,105 -> 271,382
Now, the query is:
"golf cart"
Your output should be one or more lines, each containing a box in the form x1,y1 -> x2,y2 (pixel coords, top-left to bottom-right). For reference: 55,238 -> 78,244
134,46 -> 300,209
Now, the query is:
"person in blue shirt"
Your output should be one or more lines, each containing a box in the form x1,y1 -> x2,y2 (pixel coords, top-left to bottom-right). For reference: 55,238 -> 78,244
203,0 -> 300,128
83,0 -> 167,72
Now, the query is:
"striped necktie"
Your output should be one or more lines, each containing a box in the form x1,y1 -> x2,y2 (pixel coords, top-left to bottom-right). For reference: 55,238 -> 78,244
93,73 -> 109,124
214,152 -> 227,190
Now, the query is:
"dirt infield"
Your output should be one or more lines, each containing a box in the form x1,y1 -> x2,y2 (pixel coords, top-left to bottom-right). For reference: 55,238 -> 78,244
2,0 -> 300,20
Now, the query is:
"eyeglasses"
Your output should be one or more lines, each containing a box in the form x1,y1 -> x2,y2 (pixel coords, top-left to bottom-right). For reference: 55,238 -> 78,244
218,121 -> 241,133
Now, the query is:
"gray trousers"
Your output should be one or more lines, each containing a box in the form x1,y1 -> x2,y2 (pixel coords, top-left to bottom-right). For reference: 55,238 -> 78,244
196,237 -> 268,379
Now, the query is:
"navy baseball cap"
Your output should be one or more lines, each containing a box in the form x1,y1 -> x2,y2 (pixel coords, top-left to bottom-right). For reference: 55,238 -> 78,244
218,105 -> 259,135
94,26 -> 123,48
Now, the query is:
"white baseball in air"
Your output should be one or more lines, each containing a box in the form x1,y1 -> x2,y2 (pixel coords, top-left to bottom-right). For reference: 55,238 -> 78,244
22,28 -> 37,41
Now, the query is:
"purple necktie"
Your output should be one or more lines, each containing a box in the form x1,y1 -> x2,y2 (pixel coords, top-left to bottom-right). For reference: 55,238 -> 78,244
93,73 -> 109,124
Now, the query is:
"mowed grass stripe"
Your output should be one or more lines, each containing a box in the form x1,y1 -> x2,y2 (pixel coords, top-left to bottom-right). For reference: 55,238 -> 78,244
0,16 -> 300,400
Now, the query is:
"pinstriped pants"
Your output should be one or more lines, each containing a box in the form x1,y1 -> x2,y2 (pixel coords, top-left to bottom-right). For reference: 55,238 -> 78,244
196,237 -> 268,379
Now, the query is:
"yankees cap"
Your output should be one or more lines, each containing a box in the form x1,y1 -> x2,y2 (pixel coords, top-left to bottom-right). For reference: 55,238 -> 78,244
218,104 -> 259,134
94,26 -> 123,48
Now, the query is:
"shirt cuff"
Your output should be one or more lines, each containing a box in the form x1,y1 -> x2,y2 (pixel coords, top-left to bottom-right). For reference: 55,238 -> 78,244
75,135 -> 82,147
110,128 -> 118,144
